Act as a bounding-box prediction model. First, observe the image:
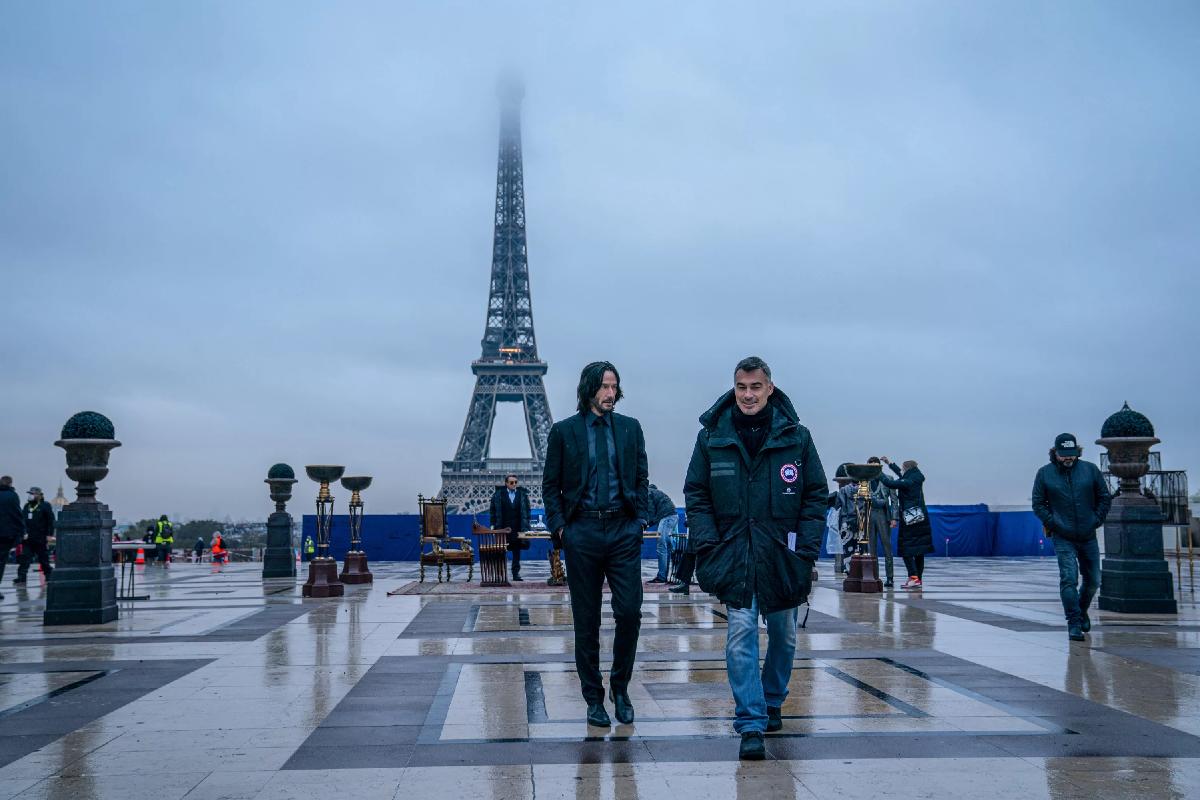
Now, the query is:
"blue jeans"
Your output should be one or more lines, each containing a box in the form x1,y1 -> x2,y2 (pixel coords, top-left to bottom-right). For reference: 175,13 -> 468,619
654,514 -> 679,580
1052,536 -> 1101,626
725,596 -> 798,734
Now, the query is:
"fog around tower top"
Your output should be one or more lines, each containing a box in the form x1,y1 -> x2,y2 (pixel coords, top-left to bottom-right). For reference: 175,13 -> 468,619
2,2 -> 1198,519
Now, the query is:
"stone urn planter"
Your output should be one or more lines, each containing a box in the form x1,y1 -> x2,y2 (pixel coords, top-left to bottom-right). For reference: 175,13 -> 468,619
45,411 -> 120,625
262,463 -> 299,580
1095,402 -> 1176,613
55,411 -> 122,503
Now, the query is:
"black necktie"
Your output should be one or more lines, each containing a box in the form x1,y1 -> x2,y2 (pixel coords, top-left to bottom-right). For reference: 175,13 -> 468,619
594,417 -> 610,507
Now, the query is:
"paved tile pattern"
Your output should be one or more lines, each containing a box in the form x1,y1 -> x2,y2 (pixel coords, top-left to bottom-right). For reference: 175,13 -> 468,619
0,557 -> 1195,797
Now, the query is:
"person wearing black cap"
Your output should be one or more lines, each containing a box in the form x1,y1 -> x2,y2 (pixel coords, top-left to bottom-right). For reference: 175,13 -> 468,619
1032,433 -> 1111,641
15,487 -> 54,584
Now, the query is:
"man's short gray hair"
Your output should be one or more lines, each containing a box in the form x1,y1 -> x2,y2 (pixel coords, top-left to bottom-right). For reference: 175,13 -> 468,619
734,356 -> 771,381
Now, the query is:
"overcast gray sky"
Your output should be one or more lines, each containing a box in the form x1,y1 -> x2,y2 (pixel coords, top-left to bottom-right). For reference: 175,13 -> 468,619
3,2 -> 1197,521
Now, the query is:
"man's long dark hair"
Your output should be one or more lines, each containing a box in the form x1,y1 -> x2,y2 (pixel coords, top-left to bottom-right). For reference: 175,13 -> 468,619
576,361 -> 623,414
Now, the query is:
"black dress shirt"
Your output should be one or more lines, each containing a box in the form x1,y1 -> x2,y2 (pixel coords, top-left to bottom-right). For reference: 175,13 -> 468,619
581,411 -> 620,510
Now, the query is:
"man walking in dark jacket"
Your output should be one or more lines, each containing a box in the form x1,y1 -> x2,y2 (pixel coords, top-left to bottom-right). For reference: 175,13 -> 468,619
1033,433 -> 1112,641
684,357 -> 827,760
543,361 -> 649,728
0,477 -> 25,596
15,486 -> 54,584
489,474 -> 531,581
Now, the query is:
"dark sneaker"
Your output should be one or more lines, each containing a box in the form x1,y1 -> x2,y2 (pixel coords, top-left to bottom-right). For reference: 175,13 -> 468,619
1068,625 -> 1085,642
648,576 -> 666,584
739,731 -> 766,760
883,579 -> 894,588
766,706 -> 782,732
668,582 -> 690,595
586,703 -> 611,727
1080,611 -> 1091,633
512,575 -> 524,582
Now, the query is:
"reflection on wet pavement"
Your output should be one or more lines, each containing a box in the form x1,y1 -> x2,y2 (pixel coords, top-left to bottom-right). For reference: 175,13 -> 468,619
0,558 -> 1195,798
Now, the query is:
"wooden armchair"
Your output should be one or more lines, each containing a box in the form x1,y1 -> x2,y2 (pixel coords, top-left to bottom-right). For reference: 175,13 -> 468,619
418,494 -> 474,582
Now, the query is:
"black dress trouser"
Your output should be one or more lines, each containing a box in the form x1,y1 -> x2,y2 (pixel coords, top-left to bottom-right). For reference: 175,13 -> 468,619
563,515 -> 644,704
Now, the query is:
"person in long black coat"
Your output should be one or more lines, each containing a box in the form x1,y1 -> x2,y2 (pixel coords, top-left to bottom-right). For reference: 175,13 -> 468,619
879,458 -> 933,589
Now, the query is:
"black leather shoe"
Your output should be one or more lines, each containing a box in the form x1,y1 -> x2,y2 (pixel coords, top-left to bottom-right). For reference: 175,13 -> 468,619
1080,610 -> 1091,633
12,578 -> 25,585
586,703 -> 611,727
1068,625 -> 1085,642
648,576 -> 666,584
512,575 -> 524,582
668,582 -> 690,595
766,706 -> 782,732
609,689 -> 634,724
739,731 -> 765,760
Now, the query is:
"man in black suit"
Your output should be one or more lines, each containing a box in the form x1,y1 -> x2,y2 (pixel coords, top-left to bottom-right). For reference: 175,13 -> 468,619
489,474 -> 531,582
543,361 -> 649,728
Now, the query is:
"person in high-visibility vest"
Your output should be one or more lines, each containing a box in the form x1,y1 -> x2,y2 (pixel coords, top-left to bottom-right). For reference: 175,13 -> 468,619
155,515 -> 174,564
211,532 -> 225,564
303,536 -> 315,562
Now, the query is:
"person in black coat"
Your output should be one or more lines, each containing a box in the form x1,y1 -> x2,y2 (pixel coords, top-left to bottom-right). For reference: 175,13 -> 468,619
15,486 -> 54,584
489,474 -> 531,581
1032,432 -> 1111,641
879,457 -> 933,589
684,357 -> 827,760
0,477 -> 25,593
542,361 -> 649,728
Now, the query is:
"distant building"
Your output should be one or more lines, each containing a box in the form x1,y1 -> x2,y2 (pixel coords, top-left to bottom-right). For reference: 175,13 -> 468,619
50,484 -> 68,517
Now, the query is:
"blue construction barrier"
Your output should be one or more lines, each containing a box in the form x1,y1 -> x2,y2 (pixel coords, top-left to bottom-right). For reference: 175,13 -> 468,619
304,506 -> 1045,562
302,509 -> 686,562
816,504 -> 1047,559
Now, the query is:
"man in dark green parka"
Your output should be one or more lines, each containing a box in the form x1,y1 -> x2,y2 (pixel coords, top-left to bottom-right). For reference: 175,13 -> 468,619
1032,432 -> 1111,641
684,357 -> 827,759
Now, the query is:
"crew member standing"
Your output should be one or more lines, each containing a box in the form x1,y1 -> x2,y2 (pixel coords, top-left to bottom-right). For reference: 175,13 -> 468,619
489,474 -> 531,582
0,477 -> 25,594
543,361 -> 649,728
685,357 -> 827,760
880,457 -> 933,589
15,486 -> 53,584
866,457 -> 896,588
154,515 -> 174,564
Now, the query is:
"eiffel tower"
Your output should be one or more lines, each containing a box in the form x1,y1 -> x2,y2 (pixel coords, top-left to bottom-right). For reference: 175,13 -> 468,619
440,80 -> 554,515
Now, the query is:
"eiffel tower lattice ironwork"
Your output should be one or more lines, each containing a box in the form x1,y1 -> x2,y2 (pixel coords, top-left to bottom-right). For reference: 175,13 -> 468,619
440,81 -> 554,515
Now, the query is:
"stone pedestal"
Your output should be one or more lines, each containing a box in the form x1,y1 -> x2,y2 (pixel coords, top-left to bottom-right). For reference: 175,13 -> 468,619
44,502 -> 118,625
302,558 -> 344,597
340,551 -> 373,584
262,511 -> 297,579
1099,493 -> 1177,613
842,552 -> 883,593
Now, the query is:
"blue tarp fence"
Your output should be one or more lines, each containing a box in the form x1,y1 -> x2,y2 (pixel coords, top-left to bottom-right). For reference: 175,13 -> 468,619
303,506 -> 1048,561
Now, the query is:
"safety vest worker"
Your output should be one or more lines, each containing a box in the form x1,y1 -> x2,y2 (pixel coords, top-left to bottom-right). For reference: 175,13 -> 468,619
304,536 -> 315,561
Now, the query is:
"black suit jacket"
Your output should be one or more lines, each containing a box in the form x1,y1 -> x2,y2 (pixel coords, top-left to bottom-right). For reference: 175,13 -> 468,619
489,486 -> 531,548
542,411 -> 649,533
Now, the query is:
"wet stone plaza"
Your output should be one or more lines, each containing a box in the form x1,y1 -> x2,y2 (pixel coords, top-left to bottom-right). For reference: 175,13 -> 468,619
0,559 -> 1198,799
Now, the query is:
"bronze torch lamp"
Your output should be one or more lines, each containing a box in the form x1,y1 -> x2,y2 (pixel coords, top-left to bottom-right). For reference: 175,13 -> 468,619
339,476 -> 373,584
842,463 -> 883,593
303,465 -> 345,597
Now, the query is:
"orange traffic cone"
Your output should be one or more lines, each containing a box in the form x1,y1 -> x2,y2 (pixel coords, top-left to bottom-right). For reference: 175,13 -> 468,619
134,548 -> 145,565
